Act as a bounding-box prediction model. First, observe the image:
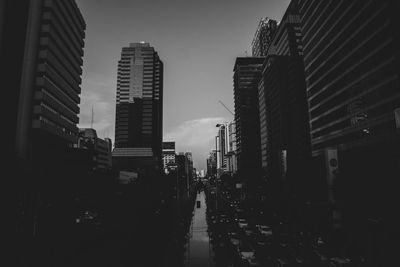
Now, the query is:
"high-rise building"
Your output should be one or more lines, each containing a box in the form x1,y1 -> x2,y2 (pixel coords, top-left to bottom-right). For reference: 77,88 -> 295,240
266,3 -> 303,57
233,57 -> 264,179
252,18 -> 278,57
3,0 -> 86,163
258,55 -> 310,185
298,0 -> 400,263
112,42 -> 163,174
2,0 -> 86,264
258,0 -> 310,182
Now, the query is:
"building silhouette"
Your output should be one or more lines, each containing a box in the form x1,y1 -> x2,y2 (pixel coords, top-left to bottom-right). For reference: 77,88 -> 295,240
2,0 -> 86,265
112,42 -> 163,176
257,0 -> 311,214
298,0 -> 400,264
233,57 -> 264,182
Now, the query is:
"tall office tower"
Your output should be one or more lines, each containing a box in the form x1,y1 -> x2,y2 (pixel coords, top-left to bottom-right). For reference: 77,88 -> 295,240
1,0 -> 86,265
258,55 -> 309,197
252,18 -> 278,57
298,0 -> 400,263
266,2 -> 302,57
112,42 -> 163,174
2,0 -> 86,163
233,57 -> 264,180
258,0 -> 310,183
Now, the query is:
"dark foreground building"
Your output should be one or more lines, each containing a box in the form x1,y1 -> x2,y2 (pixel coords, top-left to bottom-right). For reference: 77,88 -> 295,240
298,0 -> 400,264
1,0 -> 86,265
233,57 -> 264,183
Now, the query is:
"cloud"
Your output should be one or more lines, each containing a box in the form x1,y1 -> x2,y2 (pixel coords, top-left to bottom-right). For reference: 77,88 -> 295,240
164,117 -> 229,170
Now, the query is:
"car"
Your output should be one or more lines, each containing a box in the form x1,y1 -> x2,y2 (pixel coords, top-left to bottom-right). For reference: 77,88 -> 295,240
238,218 -> 248,228
256,224 -> 273,237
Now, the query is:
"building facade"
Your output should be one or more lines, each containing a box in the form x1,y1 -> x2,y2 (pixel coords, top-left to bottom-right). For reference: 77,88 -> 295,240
252,17 -> 278,57
2,0 -> 86,265
298,0 -> 400,263
162,141 -> 176,173
233,57 -> 264,180
77,128 -> 112,171
206,150 -> 217,177
112,42 -> 163,174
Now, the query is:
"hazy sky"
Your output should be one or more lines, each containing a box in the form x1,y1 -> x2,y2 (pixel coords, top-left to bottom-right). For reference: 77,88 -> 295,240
76,0 -> 290,171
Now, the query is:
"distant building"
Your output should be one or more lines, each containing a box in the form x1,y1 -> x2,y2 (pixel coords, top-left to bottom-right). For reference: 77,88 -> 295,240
112,42 -> 163,175
206,150 -> 217,177
162,141 -> 175,173
77,128 -> 112,171
226,121 -> 238,174
252,17 -> 278,57
233,57 -> 264,179
216,123 -> 227,171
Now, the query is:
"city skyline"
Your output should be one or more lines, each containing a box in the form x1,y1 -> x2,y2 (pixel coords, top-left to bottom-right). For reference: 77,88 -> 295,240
76,0 -> 291,170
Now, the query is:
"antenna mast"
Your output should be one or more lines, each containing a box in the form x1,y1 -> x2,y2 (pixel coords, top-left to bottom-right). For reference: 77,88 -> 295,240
91,105 -> 94,129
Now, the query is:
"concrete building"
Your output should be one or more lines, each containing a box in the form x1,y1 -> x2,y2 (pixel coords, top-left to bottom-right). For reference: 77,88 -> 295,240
233,57 -> 264,180
77,128 -> 112,171
2,0 -> 86,264
112,42 -> 163,176
162,141 -> 176,173
258,1 -> 310,185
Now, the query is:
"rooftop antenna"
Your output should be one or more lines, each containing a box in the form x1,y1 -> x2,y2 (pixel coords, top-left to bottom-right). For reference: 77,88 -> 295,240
91,105 -> 94,129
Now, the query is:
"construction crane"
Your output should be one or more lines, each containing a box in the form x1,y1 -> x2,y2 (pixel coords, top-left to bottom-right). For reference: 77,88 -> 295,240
218,100 -> 234,117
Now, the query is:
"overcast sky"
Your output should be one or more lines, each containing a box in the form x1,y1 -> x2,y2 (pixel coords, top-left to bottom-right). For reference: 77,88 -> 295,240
76,0 -> 290,171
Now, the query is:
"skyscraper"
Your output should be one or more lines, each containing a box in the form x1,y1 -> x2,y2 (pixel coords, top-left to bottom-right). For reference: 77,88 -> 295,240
112,42 -> 163,174
2,0 -> 86,163
2,0 -> 86,264
298,0 -> 400,263
233,57 -> 264,180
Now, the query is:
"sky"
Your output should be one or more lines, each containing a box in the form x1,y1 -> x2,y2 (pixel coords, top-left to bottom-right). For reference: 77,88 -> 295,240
76,0 -> 290,171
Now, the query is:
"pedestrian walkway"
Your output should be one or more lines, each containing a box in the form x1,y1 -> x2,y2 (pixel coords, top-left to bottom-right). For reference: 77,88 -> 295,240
185,191 -> 215,267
